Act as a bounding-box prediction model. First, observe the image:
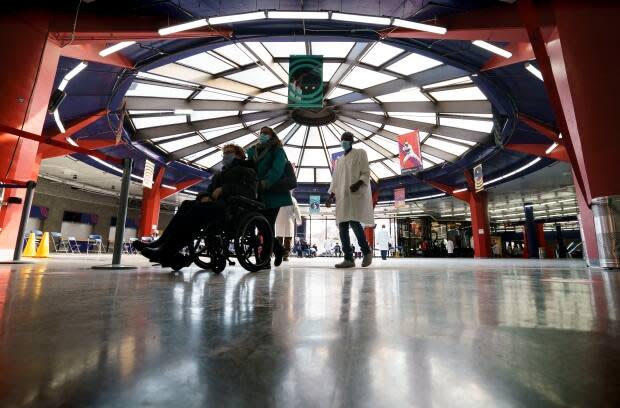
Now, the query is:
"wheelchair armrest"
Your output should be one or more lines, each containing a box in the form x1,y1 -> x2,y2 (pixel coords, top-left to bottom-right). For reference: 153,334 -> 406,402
228,195 -> 265,211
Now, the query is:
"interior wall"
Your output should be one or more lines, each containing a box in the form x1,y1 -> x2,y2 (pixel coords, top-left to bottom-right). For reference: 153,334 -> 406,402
31,178 -> 174,245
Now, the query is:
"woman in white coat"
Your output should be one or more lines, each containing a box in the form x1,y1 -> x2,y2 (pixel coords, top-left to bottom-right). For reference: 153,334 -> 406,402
275,196 -> 301,261
376,224 -> 391,260
326,131 -> 374,268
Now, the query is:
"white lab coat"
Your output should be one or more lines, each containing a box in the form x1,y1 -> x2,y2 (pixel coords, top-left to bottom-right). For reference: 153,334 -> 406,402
329,149 -> 374,225
275,196 -> 301,237
376,228 -> 391,251
446,239 -> 455,254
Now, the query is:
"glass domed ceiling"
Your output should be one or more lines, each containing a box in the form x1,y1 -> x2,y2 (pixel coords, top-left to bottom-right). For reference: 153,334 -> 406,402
125,40 -> 494,183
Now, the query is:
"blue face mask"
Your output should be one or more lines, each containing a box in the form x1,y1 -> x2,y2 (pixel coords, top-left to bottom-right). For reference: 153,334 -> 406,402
341,140 -> 352,151
222,153 -> 235,167
259,133 -> 270,144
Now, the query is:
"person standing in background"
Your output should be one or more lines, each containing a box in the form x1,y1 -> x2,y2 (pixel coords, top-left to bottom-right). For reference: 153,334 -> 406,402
275,195 -> 301,262
326,131 -> 374,268
376,224 -> 391,260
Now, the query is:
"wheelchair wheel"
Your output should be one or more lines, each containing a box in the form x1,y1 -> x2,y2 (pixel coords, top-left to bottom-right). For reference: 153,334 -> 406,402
234,212 -> 273,272
190,236 -> 227,273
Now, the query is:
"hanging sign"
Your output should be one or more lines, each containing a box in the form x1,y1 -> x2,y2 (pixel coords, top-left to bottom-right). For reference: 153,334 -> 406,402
474,163 -> 484,192
288,55 -> 324,108
143,160 -> 155,189
309,195 -> 321,214
394,188 -> 406,208
398,130 -> 423,174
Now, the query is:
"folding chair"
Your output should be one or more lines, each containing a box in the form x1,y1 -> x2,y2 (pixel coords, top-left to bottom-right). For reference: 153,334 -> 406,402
67,237 -> 81,253
51,232 -> 69,253
86,234 -> 103,254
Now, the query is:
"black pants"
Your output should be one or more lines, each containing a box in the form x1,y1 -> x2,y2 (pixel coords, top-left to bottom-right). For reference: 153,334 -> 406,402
158,200 -> 225,253
338,221 -> 370,261
261,207 -> 284,257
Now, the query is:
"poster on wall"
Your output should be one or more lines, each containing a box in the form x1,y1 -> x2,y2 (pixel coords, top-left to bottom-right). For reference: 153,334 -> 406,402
398,130 -> 423,174
143,159 -> 155,189
394,187 -> 406,208
474,163 -> 484,192
330,150 -> 344,170
309,195 -> 321,214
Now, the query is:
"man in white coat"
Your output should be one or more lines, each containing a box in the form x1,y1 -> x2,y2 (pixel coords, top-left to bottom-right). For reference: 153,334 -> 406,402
376,224 -> 391,260
275,196 -> 301,261
326,131 -> 373,268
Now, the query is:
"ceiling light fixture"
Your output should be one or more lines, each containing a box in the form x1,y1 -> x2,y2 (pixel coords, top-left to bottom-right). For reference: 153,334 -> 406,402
209,12 -> 266,25
525,62 -> 543,81
53,109 -> 65,133
158,18 -> 209,36
472,40 -> 513,59
545,142 -> 559,154
267,11 -> 329,20
64,61 -> 88,81
331,12 -> 391,25
99,41 -> 136,57
392,18 -> 447,34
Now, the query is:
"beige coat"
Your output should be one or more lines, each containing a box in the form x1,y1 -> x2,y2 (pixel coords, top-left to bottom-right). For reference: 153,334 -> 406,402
328,148 -> 374,225
275,196 -> 301,237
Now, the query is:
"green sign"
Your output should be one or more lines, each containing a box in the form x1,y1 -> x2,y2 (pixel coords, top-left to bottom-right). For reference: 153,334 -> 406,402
288,55 -> 323,108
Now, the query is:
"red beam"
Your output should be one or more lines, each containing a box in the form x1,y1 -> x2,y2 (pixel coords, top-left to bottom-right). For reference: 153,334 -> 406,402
161,177 -> 203,200
47,109 -> 109,141
38,138 -> 120,159
517,113 -> 561,143
504,143 -> 570,162
60,43 -> 133,69
0,124 -> 121,164
425,180 -> 470,202
463,169 -> 475,192
481,42 -> 535,71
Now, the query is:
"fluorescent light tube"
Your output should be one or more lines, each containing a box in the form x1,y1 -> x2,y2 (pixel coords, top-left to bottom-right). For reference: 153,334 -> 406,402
158,18 -> 209,35
65,137 -> 78,146
174,109 -> 194,115
525,62 -> 543,81
452,188 -> 467,193
331,13 -> 391,25
267,11 -> 329,20
64,61 -> 88,81
472,40 -> 512,59
53,109 -> 65,133
99,41 -> 136,57
58,79 -> 69,91
209,12 -> 266,25
545,142 -> 558,154
392,18 -> 447,34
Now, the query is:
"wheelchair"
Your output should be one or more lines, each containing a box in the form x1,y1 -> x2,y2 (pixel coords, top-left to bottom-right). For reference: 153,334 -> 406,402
169,196 -> 274,273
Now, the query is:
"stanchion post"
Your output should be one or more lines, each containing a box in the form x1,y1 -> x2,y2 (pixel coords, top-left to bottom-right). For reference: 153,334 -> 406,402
13,181 -> 36,261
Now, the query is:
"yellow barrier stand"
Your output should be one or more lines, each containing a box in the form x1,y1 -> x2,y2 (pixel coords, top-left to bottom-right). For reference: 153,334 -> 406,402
22,233 -> 37,257
34,232 -> 50,258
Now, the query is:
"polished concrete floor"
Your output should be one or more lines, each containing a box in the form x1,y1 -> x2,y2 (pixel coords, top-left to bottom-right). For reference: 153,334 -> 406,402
0,255 -> 619,407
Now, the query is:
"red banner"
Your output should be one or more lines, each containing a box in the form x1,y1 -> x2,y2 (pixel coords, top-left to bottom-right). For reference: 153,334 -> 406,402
398,130 -> 422,174
394,187 -> 406,208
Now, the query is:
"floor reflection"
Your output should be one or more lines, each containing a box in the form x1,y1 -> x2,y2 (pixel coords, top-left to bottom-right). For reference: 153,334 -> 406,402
0,258 -> 619,407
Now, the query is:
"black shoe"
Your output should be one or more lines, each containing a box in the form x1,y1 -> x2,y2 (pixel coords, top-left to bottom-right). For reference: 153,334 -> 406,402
274,248 -> 283,267
132,241 -> 150,251
141,247 -> 165,262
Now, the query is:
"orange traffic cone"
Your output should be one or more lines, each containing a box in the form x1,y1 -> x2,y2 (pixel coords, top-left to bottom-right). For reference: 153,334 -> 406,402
34,232 -> 50,258
22,233 -> 37,257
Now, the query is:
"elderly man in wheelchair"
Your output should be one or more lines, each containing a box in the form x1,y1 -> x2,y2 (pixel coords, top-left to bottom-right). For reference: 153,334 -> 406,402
134,144 -> 274,272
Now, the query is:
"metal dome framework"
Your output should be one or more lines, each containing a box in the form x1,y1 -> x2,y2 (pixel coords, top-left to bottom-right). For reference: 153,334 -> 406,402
125,39 -> 495,183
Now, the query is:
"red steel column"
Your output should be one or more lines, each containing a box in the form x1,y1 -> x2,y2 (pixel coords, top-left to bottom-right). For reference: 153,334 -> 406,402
138,168 -> 165,238
0,12 -> 60,257
469,191 -> 491,258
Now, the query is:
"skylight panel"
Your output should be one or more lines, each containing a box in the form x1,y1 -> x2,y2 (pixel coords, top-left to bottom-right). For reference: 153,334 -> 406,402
424,137 -> 469,156
200,124 -> 244,139
297,168 -> 314,183
283,146 -> 301,164
305,127 -> 323,146
390,112 -> 437,125
177,52 -> 233,74
132,115 -> 186,129
423,76 -> 473,89
213,44 -> 257,66
360,119 -> 383,128
223,134 -> 256,148
385,53 -> 442,75
382,124 -> 415,135
158,135 -> 203,153
190,110 -> 237,121
344,123 -> 372,137
255,91 -> 287,103
316,168 -> 332,183
226,66 -> 281,88
377,87 -> 428,102
126,83 -> 193,99
439,117 -> 494,132
185,147 -> 217,161
429,86 -> 486,101
137,71 -> 198,86
323,63 -> 340,82
301,148 -> 328,166
432,134 -> 477,146
287,126 -> 307,145
354,142 -> 384,161
422,152 -> 445,164
422,159 -> 435,169
311,42 -> 355,58
361,42 -> 403,66
341,66 -> 395,89
327,87 -> 352,99
370,162 -> 394,178
321,126 -> 341,146
195,154 -> 224,168
152,132 -> 194,142
373,136 -> 399,154
260,41 -> 306,57
382,158 -> 401,174
194,87 -> 247,101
